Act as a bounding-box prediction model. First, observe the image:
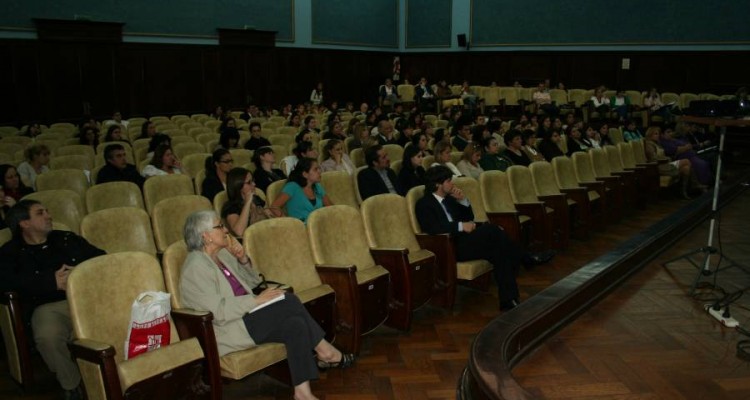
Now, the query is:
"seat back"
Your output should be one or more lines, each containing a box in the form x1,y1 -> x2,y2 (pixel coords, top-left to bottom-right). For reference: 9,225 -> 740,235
181,153 -> 209,178
49,154 -> 93,171
229,149 -> 253,167
551,156 -> 580,189
22,189 -> 84,234
483,87 -> 501,106
499,87 -> 519,106
506,166 -> 538,204
213,190 -> 228,215
307,205 -> 377,272
617,143 -> 637,169
320,171 -> 358,208
80,207 -> 157,256
243,218 -> 323,292
35,169 -> 89,200
86,181 -> 144,213
152,195 -> 212,253
361,194 -> 421,254
67,252 -> 178,364
529,161 -> 561,196
404,185 -> 426,234
604,145 -> 626,173
609,128 -> 624,145
350,148 -> 365,168
631,140 -> 648,164
572,152 -> 598,183
397,84 -> 415,102
173,143 -> 206,160
478,171 -> 518,213
382,144 -> 404,166
162,240 -> 189,309
590,148 -> 613,178
265,179 -> 287,205
144,174 -> 195,215
452,177 -> 487,222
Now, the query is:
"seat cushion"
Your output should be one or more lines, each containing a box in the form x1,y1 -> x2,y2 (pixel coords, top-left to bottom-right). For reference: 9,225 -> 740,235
456,259 -> 493,281
296,284 -> 335,304
117,337 -> 203,392
407,248 -> 435,265
220,343 -> 287,380
356,264 -> 390,285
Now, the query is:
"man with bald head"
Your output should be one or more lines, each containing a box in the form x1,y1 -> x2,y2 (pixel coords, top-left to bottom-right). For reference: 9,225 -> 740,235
375,120 -> 398,145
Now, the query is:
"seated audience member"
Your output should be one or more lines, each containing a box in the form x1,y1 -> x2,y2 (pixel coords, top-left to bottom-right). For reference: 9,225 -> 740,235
397,145 -> 426,195
141,143 -> 182,177
16,144 -> 50,190
79,126 -> 99,148
566,125 -> 591,156
303,115 -> 320,134
610,90 -> 630,121
478,137 -> 512,172
146,133 -> 172,161
451,121 -> 472,151
459,80 -> 480,110
521,130 -> 545,163
431,141 -> 463,177
622,120 -> 643,142
282,141 -> 318,176
659,125 -> 711,186
219,117 -> 236,134
0,200 -> 105,400
270,158 -> 331,223
456,143 -> 484,180
323,120 -> 347,141
644,87 -> 676,122
103,110 -> 129,129
23,122 -> 42,138
179,210 -> 352,400
222,167 -> 273,237
503,130 -> 532,167
537,130 -> 565,161
374,120 -> 398,146
97,144 -> 145,189
415,166 -> 523,311
295,129 -> 315,145
103,124 -> 127,143
138,121 -> 157,140
310,82 -> 324,106
590,86 -> 610,113
244,122 -> 271,151
218,127 -> 241,150
1,164 -> 33,205
210,105 -> 225,121
239,104 -> 258,122
320,139 -> 355,175
536,116 -> 552,141
251,146 -> 286,193
411,131 -> 431,155
415,77 -> 437,112
201,149 -> 234,202
644,126 -> 698,199
532,81 -> 558,116
380,78 -> 400,106
586,124 -> 602,149
358,144 -> 401,201
288,112 -> 302,129
471,124 -> 491,145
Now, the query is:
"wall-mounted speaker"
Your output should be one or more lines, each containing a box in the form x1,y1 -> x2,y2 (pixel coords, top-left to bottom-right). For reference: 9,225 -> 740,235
457,33 -> 467,48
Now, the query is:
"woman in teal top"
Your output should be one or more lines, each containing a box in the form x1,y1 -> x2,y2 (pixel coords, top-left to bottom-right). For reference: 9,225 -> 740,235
270,157 -> 332,223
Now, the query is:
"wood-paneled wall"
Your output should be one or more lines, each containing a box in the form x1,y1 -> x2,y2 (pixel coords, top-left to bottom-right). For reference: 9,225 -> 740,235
1,37 -> 748,125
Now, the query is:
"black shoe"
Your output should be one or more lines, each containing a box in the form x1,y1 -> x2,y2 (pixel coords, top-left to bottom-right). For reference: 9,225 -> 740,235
62,386 -> 83,400
317,353 -> 356,370
500,299 -> 519,311
522,250 -> 556,267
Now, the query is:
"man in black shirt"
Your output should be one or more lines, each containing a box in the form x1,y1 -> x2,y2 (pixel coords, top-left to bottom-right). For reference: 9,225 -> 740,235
0,200 -> 105,400
96,143 -> 145,189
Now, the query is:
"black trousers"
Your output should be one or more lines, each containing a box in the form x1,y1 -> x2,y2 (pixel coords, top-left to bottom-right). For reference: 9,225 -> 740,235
455,223 -> 521,305
242,293 -> 324,386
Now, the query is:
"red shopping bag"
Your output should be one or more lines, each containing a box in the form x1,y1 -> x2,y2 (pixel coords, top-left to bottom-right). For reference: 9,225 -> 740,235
124,291 -> 172,360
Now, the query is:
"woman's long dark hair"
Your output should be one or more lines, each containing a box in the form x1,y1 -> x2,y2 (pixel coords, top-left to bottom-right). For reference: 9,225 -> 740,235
288,158 -> 321,195
401,145 -> 422,174
205,148 -> 230,179
224,167 -> 265,212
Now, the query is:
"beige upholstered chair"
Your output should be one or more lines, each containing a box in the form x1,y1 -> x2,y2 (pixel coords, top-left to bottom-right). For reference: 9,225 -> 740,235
619,142 -> 658,195
382,144 -> 404,167
181,153 -> 209,179
22,189 -> 84,234
478,171 -> 532,247
152,195 -> 212,253
605,144 -> 643,206
320,171 -> 358,208
173,142 -> 206,160
229,149 -> 252,167
506,165 -> 562,249
85,181 -> 144,213
143,174 -> 195,215
35,169 -> 89,200
80,207 -> 157,256
265,179 -> 287,205
572,152 -> 622,220
349,148 -> 365,168
49,154 -> 94,171
529,161 -> 585,238
362,193 -> 442,329
67,252 -> 218,400
161,241 -> 287,395
401,189 -> 493,308
589,148 -> 630,211
551,156 -> 604,230
243,218 -> 337,341
307,206 -> 394,351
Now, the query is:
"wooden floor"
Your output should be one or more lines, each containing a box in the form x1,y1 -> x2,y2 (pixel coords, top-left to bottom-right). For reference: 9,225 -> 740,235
2,187 -> 748,400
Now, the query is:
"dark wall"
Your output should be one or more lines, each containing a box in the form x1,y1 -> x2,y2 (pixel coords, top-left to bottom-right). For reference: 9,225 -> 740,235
1,36 -> 748,125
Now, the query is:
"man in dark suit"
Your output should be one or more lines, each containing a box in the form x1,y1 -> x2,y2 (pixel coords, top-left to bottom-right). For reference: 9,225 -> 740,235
96,143 -> 145,189
357,144 -> 401,201
415,165 -> 522,310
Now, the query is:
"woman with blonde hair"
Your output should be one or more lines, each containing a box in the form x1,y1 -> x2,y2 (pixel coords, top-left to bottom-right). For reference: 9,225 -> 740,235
320,139 -> 355,175
16,144 -> 50,189
456,143 -> 484,179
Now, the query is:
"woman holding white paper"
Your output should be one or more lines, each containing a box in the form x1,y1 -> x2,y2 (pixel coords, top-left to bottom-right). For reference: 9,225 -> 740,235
179,210 -> 354,400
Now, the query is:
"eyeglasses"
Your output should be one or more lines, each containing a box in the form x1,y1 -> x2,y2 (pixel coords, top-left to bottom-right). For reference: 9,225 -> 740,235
219,159 -> 234,164
212,223 -> 225,230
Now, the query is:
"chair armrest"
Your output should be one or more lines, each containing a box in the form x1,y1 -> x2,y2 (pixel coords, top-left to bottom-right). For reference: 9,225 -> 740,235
69,339 -> 123,400
170,309 -> 222,398
2,291 -> 34,387
315,264 -> 359,337
413,234 -> 457,291
485,211 -> 525,246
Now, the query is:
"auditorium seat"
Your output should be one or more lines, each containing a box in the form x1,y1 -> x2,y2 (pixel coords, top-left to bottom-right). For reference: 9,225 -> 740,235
551,156 -> 604,231
49,154 -> 93,171
572,152 -> 621,221
478,170 -> 532,247
35,169 -> 89,200
592,147 -> 636,208
320,171 -> 359,208
152,195 -> 212,253
80,207 -> 157,256
229,149 -> 252,167
85,181 -> 144,213
509,165 -> 568,249
173,142 -> 207,160
22,189 -> 85,234
180,153 -> 209,179
265,179 -> 287,206
530,160 -> 589,238
143,174 -> 195,215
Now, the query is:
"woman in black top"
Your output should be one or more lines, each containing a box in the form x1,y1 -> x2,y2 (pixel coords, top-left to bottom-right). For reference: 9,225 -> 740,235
537,130 -> 565,161
502,130 -> 531,167
252,146 -> 287,193
397,145 -> 426,195
221,167 -> 271,237
201,149 -> 233,202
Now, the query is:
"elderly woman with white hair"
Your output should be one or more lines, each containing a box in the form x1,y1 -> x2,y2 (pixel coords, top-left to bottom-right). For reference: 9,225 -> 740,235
179,210 -> 354,400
